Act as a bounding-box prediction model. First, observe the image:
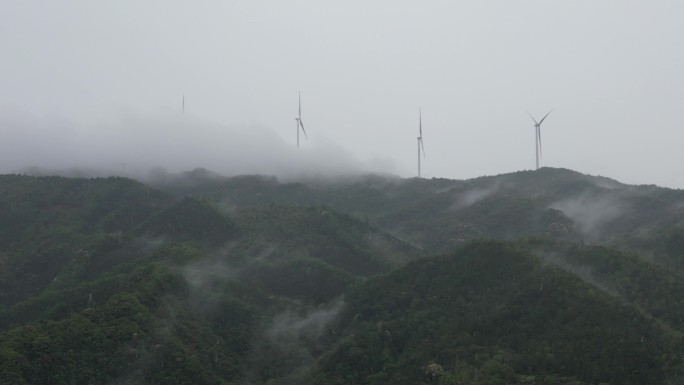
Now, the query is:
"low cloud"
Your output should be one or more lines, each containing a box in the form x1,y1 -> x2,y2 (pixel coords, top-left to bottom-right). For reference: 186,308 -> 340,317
549,192 -> 625,239
266,300 -> 344,342
182,258 -> 238,288
0,110 -> 369,180
451,187 -> 496,210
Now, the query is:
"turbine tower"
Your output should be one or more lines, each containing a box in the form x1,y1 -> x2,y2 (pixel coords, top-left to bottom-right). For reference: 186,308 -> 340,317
417,108 -> 426,178
295,92 -> 307,147
527,110 -> 552,170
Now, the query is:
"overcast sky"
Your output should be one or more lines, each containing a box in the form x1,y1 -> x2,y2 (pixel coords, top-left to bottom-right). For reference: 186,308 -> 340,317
1,1 -> 683,187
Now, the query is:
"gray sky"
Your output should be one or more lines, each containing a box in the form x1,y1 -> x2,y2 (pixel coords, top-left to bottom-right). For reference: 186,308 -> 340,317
2,1 -> 683,187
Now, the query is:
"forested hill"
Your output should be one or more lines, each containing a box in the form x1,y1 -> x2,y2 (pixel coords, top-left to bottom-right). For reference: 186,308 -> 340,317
154,167 -> 684,258
308,241 -> 681,385
1,170 -> 684,384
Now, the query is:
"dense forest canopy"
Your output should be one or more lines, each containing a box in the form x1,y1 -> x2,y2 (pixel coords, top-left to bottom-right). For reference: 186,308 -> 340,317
1,168 -> 684,384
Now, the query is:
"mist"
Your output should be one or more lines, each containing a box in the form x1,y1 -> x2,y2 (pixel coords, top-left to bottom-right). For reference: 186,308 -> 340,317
266,301 -> 344,343
451,186 -> 498,210
243,300 -> 345,383
0,110 -> 386,181
549,192 -> 625,239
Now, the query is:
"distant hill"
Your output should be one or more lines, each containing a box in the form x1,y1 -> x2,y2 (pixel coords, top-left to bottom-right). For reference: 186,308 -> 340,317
153,167 -> 684,257
2,169 -> 684,384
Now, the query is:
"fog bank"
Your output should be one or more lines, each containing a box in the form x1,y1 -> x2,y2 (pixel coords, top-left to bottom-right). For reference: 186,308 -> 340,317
0,110 -> 391,180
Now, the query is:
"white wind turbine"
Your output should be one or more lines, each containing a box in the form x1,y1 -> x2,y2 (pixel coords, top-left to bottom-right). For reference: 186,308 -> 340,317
295,92 -> 307,147
417,108 -> 426,178
527,110 -> 552,170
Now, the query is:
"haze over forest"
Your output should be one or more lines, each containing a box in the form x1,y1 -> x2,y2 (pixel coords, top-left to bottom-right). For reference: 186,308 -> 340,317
2,1 -> 684,187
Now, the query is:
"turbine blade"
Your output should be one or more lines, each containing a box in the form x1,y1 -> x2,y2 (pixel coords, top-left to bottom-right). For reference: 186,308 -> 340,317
298,92 -> 302,118
420,138 -> 426,158
419,108 -> 423,137
539,109 -> 553,125
299,120 -> 307,139
526,111 -> 539,125
419,119 -> 423,137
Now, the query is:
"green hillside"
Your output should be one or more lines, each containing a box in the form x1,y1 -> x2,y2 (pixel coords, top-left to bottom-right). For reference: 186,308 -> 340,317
307,241 -> 680,385
1,170 -> 684,384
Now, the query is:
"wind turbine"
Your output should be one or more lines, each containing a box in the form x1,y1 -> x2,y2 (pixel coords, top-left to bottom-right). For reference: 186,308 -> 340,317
417,108 -> 426,178
295,92 -> 307,147
527,110 -> 552,170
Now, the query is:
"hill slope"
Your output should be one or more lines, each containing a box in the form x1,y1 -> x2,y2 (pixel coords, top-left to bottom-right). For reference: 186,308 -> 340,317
307,241 -> 681,385
0,174 -> 418,384
2,171 -> 684,384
